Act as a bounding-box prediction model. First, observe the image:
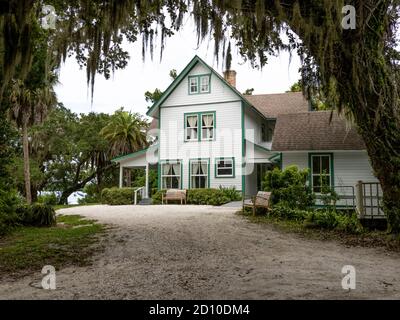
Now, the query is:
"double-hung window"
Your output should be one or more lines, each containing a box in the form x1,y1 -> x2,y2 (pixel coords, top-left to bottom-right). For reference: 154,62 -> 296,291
189,75 -> 210,94
185,114 -> 198,141
215,158 -> 234,178
185,112 -> 215,141
201,113 -> 214,140
189,77 -> 199,94
200,75 -> 210,93
310,154 -> 333,193
161,161 -> 181,189
190,159 -> 209,188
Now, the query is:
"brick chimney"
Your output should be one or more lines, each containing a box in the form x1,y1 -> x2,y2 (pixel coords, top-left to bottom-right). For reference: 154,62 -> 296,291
223,70 -> 237,88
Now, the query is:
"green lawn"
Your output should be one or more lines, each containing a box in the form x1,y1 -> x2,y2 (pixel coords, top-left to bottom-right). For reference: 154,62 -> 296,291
53,203 -> 101,210
0,215 -> 105,279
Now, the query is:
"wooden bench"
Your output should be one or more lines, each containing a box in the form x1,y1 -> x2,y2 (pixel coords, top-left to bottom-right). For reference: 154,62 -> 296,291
243,191 -> 271,216
162,189 -> 187,205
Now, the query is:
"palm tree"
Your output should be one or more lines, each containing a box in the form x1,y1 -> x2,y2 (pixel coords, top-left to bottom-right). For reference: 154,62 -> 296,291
8,80 -> 57,204
101,109 -> 149,187
101,109 -> 149,158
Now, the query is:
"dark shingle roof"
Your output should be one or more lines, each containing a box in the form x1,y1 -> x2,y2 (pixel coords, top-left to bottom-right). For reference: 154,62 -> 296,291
272,111 -> 366,151
244,92 -> 310,118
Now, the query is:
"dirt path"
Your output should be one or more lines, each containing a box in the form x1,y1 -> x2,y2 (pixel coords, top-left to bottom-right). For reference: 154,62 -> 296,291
0,205 -> 399,299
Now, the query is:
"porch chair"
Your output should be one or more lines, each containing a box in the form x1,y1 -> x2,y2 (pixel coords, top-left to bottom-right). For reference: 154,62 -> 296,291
242,191 -> 271,216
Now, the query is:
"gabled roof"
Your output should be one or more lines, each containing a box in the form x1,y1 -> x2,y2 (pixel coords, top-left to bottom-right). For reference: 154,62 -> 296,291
244,92 -> 310,118
271,111 -> 366,151
146,55 -> 311,121
146,55 -> 259,119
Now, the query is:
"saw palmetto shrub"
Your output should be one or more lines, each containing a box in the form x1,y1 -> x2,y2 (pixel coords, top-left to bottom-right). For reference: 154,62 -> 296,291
0,189 -> 23,236
16,204 -> 56,227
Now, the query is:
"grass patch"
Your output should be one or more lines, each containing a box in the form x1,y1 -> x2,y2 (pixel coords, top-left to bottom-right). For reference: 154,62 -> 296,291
53,203 -> 100,210
0,214 -> 106,279
239,209 -> 400,252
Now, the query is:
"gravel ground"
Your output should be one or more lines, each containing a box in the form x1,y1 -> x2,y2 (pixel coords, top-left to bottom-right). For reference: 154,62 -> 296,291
0,204 -> 399,300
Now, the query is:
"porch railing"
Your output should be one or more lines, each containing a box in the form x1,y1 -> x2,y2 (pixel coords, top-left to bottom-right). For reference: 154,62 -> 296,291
314,185 -> 355,209
133,187 -> 145,205
356,181 -> 385,219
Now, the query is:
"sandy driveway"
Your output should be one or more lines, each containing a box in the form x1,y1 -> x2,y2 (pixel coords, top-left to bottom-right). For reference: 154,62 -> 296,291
0,204 -> 399,299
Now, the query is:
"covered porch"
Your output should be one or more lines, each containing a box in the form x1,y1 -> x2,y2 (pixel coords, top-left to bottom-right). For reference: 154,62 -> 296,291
112,145 -> 158,202
244,140 -> 280,196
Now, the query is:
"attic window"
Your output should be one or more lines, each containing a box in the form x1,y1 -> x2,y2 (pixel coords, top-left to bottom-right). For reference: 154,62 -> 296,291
200,75 -> 210,93
189,77 -> 198,94
189,74 -> 211,94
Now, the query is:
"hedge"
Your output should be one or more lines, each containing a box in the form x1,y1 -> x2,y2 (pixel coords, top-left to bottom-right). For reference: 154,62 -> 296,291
101,187 -> 135,205
152,187 -> 241,206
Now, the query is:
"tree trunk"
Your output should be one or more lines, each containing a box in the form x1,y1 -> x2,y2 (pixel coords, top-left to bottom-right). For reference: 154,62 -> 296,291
359,121 -> 400,234
57,163 -> 115,205
22,122 -> 32,204
281,2 -> 400,233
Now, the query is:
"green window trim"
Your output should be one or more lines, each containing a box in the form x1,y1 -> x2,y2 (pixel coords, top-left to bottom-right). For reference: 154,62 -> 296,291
184,111 -> 216,142
184,112 -> 199,142
188,74 -> 211,95
160,159 -> 183,190
308,153 -> 335,193
215,157 -> 235,178
189,158 -> 210,189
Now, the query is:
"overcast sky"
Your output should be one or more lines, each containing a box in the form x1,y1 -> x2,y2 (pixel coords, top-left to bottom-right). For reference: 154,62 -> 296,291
55,21 -> 302,118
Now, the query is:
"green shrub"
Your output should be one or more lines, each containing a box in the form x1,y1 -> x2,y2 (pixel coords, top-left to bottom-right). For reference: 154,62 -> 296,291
334,212 -> 363,234
151,189 -> 165,205
305,210 -> 338,229
187,189 -> 230,206
219,186 -> 242,201
101,187 -> 134,205
37,193 -> 58,206
78,184 -> 101,204
269,205 -> 310,221
304,210 -> 363,234
319,183 -> 340,209
0,189 -> 23,236
16,204 -> 56,227
266,204 -> 363,234
151,188 -> 238,206
262,166 -> 314,210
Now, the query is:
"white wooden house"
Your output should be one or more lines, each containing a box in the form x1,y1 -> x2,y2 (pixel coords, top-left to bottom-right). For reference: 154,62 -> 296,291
112,55 -> 379,207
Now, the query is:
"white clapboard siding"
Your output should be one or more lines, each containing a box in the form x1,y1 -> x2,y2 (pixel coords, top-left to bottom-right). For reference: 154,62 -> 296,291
244,108 -> 262,144
282,151 -> 378,186
245,165 -> 258,196
282,152 -> 308,170
163,64 -> 239,107
282,151 -> 380,206
159,101 -> 243,190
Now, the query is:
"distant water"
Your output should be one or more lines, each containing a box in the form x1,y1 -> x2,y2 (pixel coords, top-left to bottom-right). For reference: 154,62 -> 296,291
67,192 -> 87,205
38,191 -> 87,205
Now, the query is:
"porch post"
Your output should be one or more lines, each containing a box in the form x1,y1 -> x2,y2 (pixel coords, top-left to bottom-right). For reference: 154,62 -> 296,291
145,163 -> 149,198
119,165 -> 123,188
